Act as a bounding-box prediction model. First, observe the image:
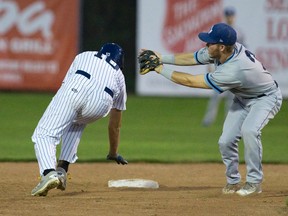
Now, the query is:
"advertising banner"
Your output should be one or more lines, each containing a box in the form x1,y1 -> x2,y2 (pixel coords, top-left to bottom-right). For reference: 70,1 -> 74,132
137,0 -> 288,97
0,0 -> 80,91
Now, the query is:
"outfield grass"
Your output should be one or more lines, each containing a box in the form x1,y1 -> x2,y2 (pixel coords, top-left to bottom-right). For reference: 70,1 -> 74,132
0,92 -> 287,163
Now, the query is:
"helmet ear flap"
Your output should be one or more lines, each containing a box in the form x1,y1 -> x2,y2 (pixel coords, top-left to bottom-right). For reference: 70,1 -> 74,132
98,43 -> 124,70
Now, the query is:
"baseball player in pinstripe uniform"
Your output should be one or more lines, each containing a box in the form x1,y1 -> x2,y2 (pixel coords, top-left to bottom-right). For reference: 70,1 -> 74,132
31,43 -> 128,196
139,23 -> 282,196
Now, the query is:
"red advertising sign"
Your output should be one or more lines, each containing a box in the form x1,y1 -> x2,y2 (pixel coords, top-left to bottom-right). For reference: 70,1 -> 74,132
0,0 -> 80,91
162,0 -> 222,52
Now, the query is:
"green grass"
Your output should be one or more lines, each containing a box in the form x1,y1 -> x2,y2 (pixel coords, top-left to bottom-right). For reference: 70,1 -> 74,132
0,92 -> 287,163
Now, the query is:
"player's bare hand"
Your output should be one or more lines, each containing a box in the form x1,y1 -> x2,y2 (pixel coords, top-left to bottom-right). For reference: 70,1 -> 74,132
106,154 -> 128,165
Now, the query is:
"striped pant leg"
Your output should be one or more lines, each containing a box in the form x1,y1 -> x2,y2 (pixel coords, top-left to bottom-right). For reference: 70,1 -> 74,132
32,89 -> 78,175
58,123 -> 86,163
57,90 -> 113,164
33,137 -> 58,175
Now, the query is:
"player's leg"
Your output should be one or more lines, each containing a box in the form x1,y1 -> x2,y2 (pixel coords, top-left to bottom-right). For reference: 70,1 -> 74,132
32,78 -> 91,174
56,123 -> 86,190
202,92 -> 221,126
57,123 -> 86,170
224,92 -> 234,116
236,92 -> 282,196
237,93 -> 282,196
32,117 -> 77,196
218,98 -> 248,193
31,87 -> 81,196
56,87 -> 113,190
57,83 -> 113,167
32,96 -> 78,175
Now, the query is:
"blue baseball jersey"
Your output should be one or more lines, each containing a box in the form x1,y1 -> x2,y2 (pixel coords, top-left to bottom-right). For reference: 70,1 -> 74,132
194,43 -> 278,98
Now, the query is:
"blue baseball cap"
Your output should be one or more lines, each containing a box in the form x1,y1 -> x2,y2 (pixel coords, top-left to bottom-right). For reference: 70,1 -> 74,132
198,23 -> 237,46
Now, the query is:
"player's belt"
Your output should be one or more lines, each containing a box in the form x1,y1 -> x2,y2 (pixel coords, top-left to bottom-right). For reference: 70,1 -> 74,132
245,80 -> 279,99
76,70 -> 91,79
104,87 -> 114,98
75,70 -> 114,98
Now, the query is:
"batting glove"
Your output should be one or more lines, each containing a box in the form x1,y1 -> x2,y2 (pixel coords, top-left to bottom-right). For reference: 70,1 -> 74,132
106,154 -> 128,165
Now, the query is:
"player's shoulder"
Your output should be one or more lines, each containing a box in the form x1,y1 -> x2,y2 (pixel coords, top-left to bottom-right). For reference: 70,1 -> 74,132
77,51 -> 97,58
234,43 -> 245,54
72,51 -> 97,63
223,46 -> 242,70
231,43 -> 247,61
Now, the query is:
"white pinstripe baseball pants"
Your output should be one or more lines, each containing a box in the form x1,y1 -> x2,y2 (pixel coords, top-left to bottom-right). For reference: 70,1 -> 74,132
32,74 -> 113,174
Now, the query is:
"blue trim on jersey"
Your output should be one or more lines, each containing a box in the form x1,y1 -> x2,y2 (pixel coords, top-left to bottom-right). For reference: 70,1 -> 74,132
194,51 -> 204,64
234,45 -> 243,58
224,47 -> 237,64
204,73 -> 223,93
76,70 -> 91,79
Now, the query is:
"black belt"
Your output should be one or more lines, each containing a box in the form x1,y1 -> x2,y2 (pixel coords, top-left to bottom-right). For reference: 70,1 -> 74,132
245,80 -> 278,99
104,87 -> 114,98
244,94 -> 265,100
75,70 -> 114,98
76,70 -> 91,79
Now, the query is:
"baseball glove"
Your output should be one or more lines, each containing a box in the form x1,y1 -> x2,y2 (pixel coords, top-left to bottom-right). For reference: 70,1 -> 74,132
138,50 -> 162,75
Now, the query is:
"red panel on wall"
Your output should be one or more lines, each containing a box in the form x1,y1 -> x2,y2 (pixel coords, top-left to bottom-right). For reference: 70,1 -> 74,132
0,0 -> 80,91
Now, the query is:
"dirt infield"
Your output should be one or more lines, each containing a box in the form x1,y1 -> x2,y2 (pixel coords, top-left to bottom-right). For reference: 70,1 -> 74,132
0,162 -> 287,216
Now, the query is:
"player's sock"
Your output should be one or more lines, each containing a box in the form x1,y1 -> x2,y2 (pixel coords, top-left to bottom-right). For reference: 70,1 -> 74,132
42,169 -> 56,176
57,160 -> 70,172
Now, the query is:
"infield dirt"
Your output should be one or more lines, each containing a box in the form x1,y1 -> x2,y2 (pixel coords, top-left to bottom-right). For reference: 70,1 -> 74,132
0,162 -> 287,216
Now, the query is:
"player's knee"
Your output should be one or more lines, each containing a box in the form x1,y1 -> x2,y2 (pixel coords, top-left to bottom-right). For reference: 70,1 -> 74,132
218,134 -> 240,154
241,127 -> 259,140
218,136 -> 231,151
32,129 -> 60,146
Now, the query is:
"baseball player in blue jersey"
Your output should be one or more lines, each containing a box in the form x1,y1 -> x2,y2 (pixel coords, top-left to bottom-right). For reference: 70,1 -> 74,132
202,6 -> 244,127
31,43 -> 128,196
138,23 -> 282,196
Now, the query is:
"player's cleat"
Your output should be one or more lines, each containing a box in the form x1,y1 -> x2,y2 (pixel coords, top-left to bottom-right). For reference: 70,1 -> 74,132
236,182 -> 262,196
31,171 -> 60,196
222,183 -> 241,194
56,167 -> 67,191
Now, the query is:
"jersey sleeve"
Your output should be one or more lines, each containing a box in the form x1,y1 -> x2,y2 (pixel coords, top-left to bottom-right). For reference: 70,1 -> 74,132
112,72 -> 127,111
205,66 -> 242,94
194,47 -> 213,64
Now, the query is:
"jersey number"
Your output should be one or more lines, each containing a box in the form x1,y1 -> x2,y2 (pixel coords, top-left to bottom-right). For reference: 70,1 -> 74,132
245,50 -> 266,70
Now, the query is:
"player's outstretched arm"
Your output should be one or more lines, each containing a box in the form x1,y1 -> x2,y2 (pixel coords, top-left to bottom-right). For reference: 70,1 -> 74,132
107,108 -> 128,165
139,49 -> 198,66
138,50 -> 209,89
155,65 -> 210,89
162,52 -> 199,66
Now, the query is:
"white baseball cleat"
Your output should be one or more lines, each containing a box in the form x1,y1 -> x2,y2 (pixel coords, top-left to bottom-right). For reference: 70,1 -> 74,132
56,167 -> 67,191
236,182 -> 262,196
222,183 -> 241,194
31,171 -> 60,196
